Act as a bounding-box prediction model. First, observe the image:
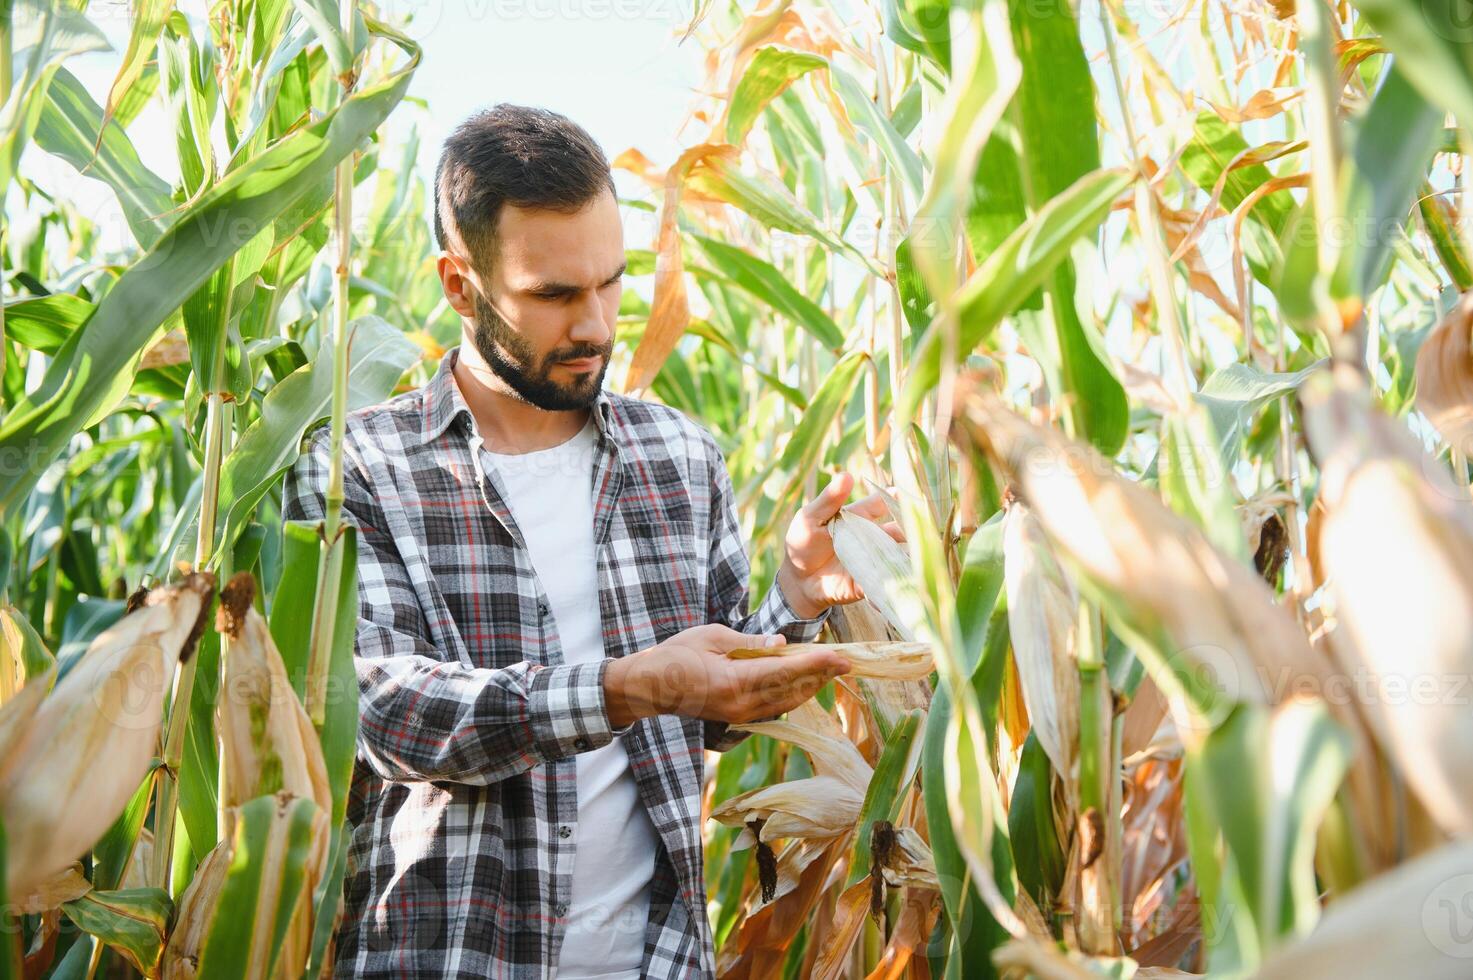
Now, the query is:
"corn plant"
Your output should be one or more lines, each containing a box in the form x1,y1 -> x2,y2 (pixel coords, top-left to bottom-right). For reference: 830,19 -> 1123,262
609,0 -> 1473,976
7,0 -> 1473,977
0,0 -> 437,973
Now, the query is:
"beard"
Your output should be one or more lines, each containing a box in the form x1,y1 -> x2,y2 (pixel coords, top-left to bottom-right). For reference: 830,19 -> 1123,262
468,288 -> 612,412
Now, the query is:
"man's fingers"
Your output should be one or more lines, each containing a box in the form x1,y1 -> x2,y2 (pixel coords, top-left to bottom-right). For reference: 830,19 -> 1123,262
699,625 -> 785,654
801,472 -> 854,523
844,492 -> 890,521
740,653 -> 849,717
771,655 -> 849,710
776,649 -> 851,677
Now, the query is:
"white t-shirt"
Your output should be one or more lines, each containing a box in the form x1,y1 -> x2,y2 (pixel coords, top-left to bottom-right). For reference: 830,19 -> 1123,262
479,414 -> 658,980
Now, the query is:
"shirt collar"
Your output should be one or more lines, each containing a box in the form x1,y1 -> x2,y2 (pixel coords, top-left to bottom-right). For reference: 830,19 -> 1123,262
418,345 -> 617,446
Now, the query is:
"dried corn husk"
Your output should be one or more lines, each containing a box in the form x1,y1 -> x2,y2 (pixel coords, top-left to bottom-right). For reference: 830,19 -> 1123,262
1301,366 -> 1473,835
874,823 -> 939,889
997,937 -> 1204,979
808,878 -> 871,980
1414,288 -> 1473,456
0,661 -> 55,788
160,833 -> 232,980
1003,502 -> 1081,781
710,700 -> 872,843
16,864 -> 90,914
717,835 -> 849,978
824,598 -> 932,729
1238,492 -> 1292,584
727,641 -> 933,681
951,380 -> 1326,741
0,573 -> 213,897
215,572 -> 331,813
824,596 -> 900,643
139,328 -> 191,371
122,829 -> 154,890
828,510 -> 921,640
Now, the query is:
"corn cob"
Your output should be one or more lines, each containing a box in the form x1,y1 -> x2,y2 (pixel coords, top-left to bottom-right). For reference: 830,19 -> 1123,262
0,573 -> 213,898
215,572 -> 332,814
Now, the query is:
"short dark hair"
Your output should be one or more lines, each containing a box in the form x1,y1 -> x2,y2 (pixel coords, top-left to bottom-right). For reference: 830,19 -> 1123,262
433,104 -> 617,272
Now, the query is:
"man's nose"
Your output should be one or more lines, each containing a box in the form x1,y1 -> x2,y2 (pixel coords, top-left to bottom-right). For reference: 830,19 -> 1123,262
567,290 -> 613,348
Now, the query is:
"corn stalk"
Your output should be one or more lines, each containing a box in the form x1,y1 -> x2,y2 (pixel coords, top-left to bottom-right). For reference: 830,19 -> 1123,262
305,0 -> 360,730
151,252 -> 238,892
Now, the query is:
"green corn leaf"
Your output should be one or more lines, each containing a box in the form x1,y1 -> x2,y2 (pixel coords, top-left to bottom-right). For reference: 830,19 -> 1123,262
1178,112 -> 1291,286
1192,701 -> 1351,970
686,154 -> 880,275
881,0 -> 950,71
1007,0 -> 1128,455
301,819 -> 353,980
922,685 -> 1010,980
159,13 -> 217,196
1420,187 -> 1473,290
291,0 -> 368,78
828,63 -> 924,200
845,708 -> 922,887
2,294 -> 94,354
1007,733 -> 1066,916
691,235 -> 844,350
1349,0 -> 1473,133
1333,65 -> 1444,305
903,167 -> 1132,421
0,817 -> 16,980
908,0 -> 1020,307
954,514 -> 1005,679
273,515 -> 360,980
0,602 -> 55,681
756,350 -> 869,542
724,45 -> 826,145
178,624 -> 221,862
0,20 -> 420,517
195,794 -> 322,980
34,68 -> 175,249
272,522 -> 361,828
212,316 -> 414,561
99,0 -> 174,134
60,888 -> 172,977
0,0 -> 109,192
91,759 -> 163,892
894,235 -> 937,339
1195,360 -> 1325,477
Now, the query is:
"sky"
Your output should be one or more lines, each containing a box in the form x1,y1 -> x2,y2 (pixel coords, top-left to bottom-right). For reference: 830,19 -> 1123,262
32,0 -> 713,257
384,0 -> 709,199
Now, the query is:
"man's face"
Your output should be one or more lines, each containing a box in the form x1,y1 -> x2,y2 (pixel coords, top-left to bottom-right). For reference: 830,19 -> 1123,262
464,188 -> 624,411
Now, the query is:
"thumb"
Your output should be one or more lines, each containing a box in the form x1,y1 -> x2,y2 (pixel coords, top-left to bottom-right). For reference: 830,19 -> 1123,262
802,472 -> 854,523
704,626 -> 785,654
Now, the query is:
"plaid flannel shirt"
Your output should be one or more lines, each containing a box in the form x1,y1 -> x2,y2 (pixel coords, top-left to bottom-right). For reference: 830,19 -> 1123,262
281,345 -> 828,979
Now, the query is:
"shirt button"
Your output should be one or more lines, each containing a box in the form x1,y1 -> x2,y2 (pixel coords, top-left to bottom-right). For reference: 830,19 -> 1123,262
538,602 -> 549,618
558,825 -> 572,839
573,737 -> 589,750
555,903 -> 569,917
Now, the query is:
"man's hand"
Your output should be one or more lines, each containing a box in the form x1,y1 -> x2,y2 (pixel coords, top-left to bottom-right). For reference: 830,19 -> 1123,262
777,472 -> 906,618
604,625 -> 851,728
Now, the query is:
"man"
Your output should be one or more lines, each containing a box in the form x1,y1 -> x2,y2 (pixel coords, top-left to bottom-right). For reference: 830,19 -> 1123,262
283,103 -> 894,979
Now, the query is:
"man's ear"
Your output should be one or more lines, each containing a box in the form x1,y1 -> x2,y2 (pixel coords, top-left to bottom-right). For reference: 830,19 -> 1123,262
438,254 -> 476,318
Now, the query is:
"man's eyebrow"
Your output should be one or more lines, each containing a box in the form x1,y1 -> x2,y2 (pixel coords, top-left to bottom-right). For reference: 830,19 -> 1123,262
522,262 -> 627,296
